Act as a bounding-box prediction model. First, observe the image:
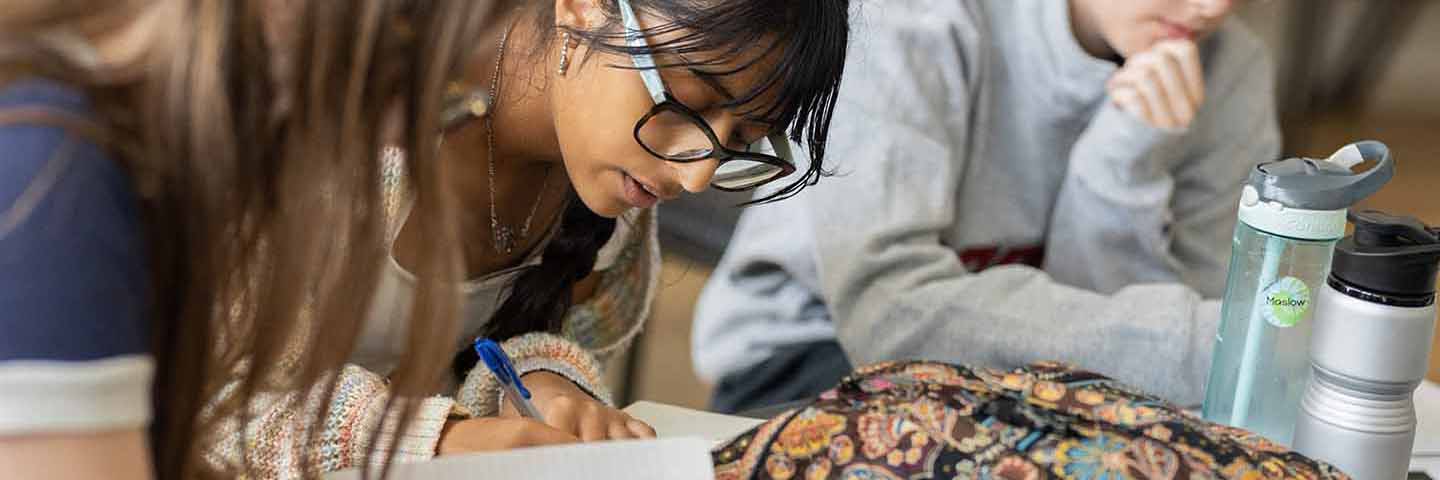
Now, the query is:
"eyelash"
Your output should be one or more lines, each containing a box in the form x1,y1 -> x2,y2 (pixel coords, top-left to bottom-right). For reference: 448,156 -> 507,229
671,84 -> 769,145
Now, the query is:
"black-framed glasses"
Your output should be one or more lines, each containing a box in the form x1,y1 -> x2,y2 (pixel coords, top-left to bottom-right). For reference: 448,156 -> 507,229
618,0 -> 797,192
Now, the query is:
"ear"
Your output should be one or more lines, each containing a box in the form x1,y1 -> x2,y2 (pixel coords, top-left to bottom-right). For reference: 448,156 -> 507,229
554,0 -> 607,32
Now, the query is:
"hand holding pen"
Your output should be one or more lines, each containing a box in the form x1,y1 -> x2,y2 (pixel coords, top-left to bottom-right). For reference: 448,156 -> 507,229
475,338 -> 546,420
477,338 -> 657,442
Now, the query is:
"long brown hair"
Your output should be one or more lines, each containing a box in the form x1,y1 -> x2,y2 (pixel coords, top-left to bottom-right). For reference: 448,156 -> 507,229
1,0 -> 504,477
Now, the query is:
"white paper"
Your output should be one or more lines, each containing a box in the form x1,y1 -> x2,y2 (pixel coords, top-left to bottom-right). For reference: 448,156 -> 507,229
624,401 -> 767,447
325,437 -> 715,480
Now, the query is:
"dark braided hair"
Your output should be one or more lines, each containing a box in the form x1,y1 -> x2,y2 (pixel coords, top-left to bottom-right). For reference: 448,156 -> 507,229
454,0 -> 850,380
452,189 -> 615,379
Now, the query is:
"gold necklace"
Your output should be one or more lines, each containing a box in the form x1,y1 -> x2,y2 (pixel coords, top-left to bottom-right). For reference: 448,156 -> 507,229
484,24 -> 550,255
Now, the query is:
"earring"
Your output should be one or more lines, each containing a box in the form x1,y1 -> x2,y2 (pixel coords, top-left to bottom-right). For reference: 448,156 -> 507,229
557,32 -> 573,76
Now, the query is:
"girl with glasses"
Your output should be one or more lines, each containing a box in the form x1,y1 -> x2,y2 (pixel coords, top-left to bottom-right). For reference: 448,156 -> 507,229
380,0 -> 848,469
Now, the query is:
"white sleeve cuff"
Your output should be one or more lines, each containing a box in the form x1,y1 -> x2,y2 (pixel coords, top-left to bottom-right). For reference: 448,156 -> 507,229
0,355 -> 154,435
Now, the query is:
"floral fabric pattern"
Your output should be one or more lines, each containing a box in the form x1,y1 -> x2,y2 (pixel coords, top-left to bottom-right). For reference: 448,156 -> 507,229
713,361 -> 1348,480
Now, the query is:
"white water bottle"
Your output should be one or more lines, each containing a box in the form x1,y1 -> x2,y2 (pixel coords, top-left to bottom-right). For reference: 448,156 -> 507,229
1293,210 -> 1440,479
1202,141 -> 1394,445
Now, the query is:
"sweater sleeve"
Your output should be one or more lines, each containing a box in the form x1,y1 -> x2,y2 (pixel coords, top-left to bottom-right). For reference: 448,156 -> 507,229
454,333 -> 613,417
0,81 -> 153,435
204,364 -> 455,477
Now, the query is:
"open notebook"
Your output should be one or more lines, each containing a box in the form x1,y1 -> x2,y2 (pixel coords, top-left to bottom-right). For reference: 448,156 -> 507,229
324,402 -> 763,479
325,437 -> 714,480
622,401 -> 767,447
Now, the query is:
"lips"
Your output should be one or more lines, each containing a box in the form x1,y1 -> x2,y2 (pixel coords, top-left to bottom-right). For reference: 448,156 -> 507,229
621,173 -> 660,209
1159,20 -> 1197,40
639,179 -> 671,199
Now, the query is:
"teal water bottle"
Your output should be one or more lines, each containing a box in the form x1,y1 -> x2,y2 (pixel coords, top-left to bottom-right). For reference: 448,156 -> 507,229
1202,141 -> 1394,445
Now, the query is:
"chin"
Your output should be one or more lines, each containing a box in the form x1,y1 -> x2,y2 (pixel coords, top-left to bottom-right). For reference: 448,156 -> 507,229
561,169 -> 625,219
590,203 -> 626,219
1114,36 -> 1150,57
573,186 -> 626,219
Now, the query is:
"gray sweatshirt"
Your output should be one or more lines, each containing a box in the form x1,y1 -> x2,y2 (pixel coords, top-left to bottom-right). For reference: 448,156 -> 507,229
691,0 -> 1280,406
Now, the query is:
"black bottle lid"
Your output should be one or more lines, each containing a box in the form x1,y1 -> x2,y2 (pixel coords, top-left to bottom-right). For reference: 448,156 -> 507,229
1332,210 -> 1440,302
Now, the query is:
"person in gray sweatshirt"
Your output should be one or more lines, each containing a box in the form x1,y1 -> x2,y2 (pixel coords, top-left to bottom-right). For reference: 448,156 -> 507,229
692,0 -> 1280,413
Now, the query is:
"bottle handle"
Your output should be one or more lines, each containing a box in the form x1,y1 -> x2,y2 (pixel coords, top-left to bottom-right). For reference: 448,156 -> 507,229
1254,140 -> 1396,211
1332,141 -> 1397,207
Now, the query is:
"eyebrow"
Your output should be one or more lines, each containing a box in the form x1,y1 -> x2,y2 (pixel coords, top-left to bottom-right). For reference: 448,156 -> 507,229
689,68 -> 781,130
691,69 -> 737,100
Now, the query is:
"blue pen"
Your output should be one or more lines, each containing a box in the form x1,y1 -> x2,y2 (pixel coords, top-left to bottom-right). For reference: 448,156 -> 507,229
474,338 -> 546,421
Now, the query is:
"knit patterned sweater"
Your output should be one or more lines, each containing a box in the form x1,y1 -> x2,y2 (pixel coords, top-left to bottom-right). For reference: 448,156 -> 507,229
202,149 -> 660,478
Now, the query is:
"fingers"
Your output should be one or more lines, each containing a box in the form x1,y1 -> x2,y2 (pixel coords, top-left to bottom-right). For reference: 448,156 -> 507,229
1134,67 -> 1179,128
551,396 -> 615,442
1156,39 -> 1205,105
627,418 -> 657,438
539,394 -> 656,442
609,421 -> 637,440
578,406 -> 609,442
1110,55 -> 1178,128
1108,39 -> 1206,129
515,419 -> 583,448
437,417 -> 579,455
443,392 -> 652,454
1148,53 -> 1196,125
540,395 -> 581,438
607,417 -> 657,440
1110,85 -> 1150,126
603,414 -> 656,441
496,395 -> 521,418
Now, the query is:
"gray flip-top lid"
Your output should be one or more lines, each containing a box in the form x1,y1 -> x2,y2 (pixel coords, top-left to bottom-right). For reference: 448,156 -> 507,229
1249,140 -> 1395,211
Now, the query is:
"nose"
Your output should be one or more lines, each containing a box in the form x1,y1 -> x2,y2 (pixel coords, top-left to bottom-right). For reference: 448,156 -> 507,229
672,157 -> 720,193
667,111 -> 740,193
706,110 -> 747,151
1190,0 -> 1234,20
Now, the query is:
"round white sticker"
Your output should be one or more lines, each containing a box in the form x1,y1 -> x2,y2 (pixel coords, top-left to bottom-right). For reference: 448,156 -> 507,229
1261,276 -> 1311,328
